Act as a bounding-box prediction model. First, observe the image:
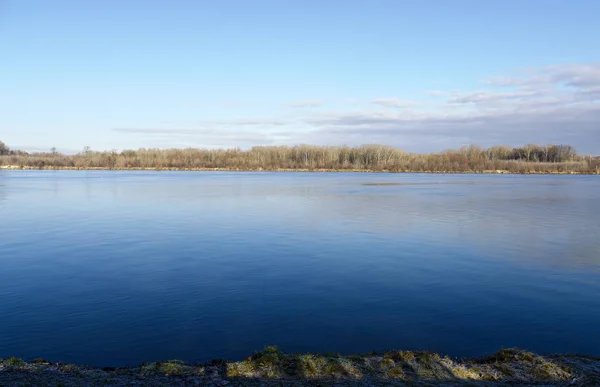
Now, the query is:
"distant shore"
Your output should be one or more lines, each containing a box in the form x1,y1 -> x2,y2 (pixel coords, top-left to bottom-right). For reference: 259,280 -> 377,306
2,143 -> 599,175
1,165 -> 598,175
1,347 -> 599,386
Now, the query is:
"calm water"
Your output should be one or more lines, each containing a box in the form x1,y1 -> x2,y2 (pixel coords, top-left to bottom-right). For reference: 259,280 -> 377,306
1,171 -> 599,366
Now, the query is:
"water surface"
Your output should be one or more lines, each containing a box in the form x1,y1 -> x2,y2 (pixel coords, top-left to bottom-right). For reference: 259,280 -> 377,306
1,171 -> 599,366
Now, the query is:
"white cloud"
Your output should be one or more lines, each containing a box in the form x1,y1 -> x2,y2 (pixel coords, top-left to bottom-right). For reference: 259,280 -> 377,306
112,63 -> 600,153
111,128 -> 279,148
299,63 -> 600,152
488,63 -> 600,89
448,90 -> 540,104
372,97 -> 420,108
216,119 -> 286,126
286,100 -> 323,108
425,90 -> 449,97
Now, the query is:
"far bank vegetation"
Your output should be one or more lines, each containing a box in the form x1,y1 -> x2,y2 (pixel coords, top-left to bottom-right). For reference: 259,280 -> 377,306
1,140 -> 598,174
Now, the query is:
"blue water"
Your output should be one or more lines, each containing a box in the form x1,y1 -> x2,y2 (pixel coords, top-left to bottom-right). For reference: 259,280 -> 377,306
1,171 -> 599,366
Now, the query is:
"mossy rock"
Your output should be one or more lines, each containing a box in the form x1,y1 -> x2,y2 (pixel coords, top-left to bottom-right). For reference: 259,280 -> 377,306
3,357 -> 27,370
383,350 -> 416,363
379,358 -> 395,368
156,360 -> 195,376
385,365 -> 406,379
30,358 -> 51,365
531,361 -> 572,380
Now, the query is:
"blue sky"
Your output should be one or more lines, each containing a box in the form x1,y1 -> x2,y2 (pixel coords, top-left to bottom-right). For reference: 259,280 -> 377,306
1,0 -> 599,153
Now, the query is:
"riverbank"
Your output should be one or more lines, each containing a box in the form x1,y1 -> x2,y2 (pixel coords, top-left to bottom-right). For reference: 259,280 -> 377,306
2,143 -> 598,174
1,347 -> 599,386
1,165 -> 598,174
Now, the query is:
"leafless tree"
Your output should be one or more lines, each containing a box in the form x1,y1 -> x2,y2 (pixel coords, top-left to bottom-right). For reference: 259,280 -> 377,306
0,141 -> 9,155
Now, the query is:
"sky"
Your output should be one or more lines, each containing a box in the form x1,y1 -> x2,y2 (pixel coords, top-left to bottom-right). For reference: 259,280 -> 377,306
1,0 -> 599,154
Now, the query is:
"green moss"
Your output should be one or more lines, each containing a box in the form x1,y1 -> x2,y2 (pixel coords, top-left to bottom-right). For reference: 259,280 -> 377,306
515,351 -> 537,363
495,363 -> 516,377
227,361 -> 256,378
0,347 -> 592,385
450,364 -> 483,380
384,350 -> 416,363
298,354 -> 329,378
403,353 -> 456,380
385,366 -> 406,379
338,358 -> 363,379
346,355 -> 365,362
417,352 -> 441,362
3,357 -> 26,369
263,345 -> 280,355
323,361 -> 341,375
479,348 -> 529,364
413,364 -> 436,379
140,360 -> 194,376
156,360 -> 192,376
300,357 -> 361,379
30,358 -> 51,365
227,346 -> 287,378
470,364 -> 505,381
253,346 -> 281,365
160,362 -> 183,375
531,362 -> 572,380
140,362 -> 158,374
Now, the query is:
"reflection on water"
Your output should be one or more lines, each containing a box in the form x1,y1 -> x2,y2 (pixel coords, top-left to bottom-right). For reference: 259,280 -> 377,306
0,171 -> 599,366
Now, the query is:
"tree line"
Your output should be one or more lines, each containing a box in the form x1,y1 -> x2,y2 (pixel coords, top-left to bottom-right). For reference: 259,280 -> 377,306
0,141 -> 598,173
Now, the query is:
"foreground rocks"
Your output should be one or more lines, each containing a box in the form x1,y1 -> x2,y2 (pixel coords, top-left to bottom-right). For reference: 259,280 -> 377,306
1,347 -> 599,386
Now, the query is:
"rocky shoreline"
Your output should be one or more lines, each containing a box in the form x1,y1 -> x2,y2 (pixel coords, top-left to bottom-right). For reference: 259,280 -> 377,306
2,347 -> 599,386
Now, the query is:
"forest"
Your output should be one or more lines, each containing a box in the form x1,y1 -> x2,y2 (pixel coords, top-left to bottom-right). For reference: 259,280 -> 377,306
1,141 -> 598,173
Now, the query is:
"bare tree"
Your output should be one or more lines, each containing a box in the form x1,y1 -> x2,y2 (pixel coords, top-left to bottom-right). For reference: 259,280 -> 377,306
0,143 -> 594,173
0,141 -> 9,155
